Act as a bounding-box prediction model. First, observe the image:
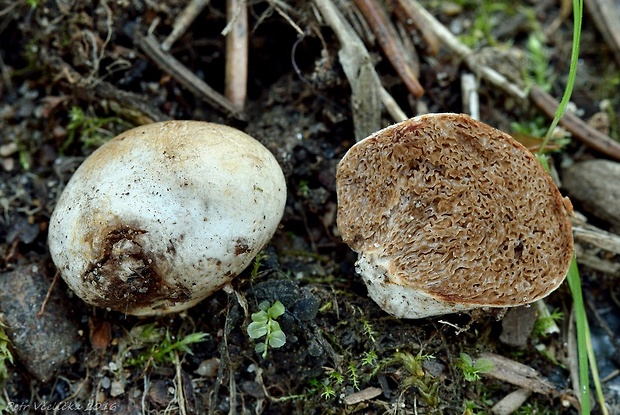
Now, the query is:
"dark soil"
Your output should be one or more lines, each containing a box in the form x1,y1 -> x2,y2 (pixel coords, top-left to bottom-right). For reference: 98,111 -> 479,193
1,1 -> 619,414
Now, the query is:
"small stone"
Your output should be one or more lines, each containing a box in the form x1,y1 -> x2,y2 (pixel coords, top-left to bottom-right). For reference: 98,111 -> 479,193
0,263 -> 82,382
500,305 -> 537,347
147,380 -> 172,408
101,377 -> 111,389
0,142 -> 18,157
110,380 -> 125,397
241,381 -> 265,399
195,357 -> 220,378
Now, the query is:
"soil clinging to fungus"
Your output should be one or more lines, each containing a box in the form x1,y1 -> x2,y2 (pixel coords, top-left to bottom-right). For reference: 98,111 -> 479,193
336,113 -> 573,319
48,121 -> 286,316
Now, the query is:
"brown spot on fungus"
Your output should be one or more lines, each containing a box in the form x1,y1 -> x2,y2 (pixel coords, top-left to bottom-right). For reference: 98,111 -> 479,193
82,227 -> 191,313
234,238 -> 251,255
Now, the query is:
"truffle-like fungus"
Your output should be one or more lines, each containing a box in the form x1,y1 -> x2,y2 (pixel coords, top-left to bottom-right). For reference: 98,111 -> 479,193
48,121 -> 286,316
336,113 -> 573,319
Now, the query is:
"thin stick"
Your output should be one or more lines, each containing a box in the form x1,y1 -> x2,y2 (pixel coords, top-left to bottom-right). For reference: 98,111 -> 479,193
162,0 -> 211,52
174,350 -> 188,415
353,0 -> 424,97
388,0 -> 440,55
46,54 -> 168,123
380,87 -> 408,122
134,31 -> 245,120
461,73 -> 479,120
37,271 -> 60,317
573,225 -> 620,255
224,0 -> 248,111
530,85 -> 620,160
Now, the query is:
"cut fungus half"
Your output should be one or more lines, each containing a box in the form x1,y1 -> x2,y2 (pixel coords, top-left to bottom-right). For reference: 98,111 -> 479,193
48,121 -> 286,316
336,113 -> 573,319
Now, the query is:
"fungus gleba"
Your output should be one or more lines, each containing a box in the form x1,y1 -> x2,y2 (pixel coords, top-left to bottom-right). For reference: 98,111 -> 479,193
336,113 -> 573,319
48,121 -> 286,316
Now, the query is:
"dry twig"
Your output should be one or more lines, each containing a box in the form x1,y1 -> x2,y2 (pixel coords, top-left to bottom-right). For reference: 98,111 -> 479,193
46,54 -> 168,124
530,85 -> 620,161
461,73 -> 479,120
572,224 -> 620,256
386,0 -> 439,55
224,0 -> 248,111
174,351 -> 188,415
162,0 -> 210,52
491,388 -> 532,415
480,352 -> 557,395
134,31 -> 245,120
353,0 -> 424,97
36,271 -> 60,317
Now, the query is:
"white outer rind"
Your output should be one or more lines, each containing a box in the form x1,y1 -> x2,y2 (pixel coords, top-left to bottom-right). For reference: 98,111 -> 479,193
48,121 -> 286,316
356,252 -> 479,319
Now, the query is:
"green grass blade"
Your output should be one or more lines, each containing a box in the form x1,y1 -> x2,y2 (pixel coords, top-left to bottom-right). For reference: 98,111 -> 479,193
533,0 -> 595,410
566,257 -> 590,414
538,0 -> 583,154
586,321 -> 609,415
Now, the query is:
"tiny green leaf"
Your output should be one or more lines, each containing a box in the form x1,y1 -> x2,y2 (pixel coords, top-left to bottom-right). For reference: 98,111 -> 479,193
255,342 -> 266,354
268,330 -> 286,348
247,321 -> 268,339
268,301 -> 285,319
251,310 -> 268,324
268,320 -> 282,332
460,353 -> 473,366
473,358 -> 494,374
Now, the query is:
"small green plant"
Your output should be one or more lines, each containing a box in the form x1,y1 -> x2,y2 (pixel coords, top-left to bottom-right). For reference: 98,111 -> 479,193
510,116 -> 571,154
533,308 -> 564,338
320,383 -> 336,400
126,324 -> 208,368
0,321 -> 13,413
510,116 -> 549,139
456,0 -> 498,47
308,378 -> 337,400
361,350 -> 378,367
62,106 -> 127,152
347,362 -> 360,391
328,370 -> 344,385
0,322 -> 13,383
381,351 -> 439,406
250,251 -> 268,280
463,399 -> 485,415
458,353 -> 494,382
247,300 -> 287,358
360,318 -> 376,343
297,180 -> 310,198
455,0 -> 521,48
525,33 -> 553,92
